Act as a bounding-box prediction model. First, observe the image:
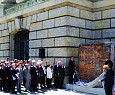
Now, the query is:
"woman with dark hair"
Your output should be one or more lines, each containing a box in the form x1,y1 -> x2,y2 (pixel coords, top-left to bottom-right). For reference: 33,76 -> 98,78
102,60 -> 114,95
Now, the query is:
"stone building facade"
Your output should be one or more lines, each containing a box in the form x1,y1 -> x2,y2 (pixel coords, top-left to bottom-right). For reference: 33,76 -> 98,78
0,0 -> 114,68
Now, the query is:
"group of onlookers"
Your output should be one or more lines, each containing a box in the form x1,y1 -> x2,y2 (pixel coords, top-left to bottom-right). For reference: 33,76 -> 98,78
0,57 -> 65,94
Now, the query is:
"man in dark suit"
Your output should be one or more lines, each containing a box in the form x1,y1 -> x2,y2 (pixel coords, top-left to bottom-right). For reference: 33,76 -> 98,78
53,61 -> 59,88
5,62 -> 11,92
57,61 -> 65,89
69,56 -> 76,84
30,60 -> 38,91
102,60 -> 114,95
10,63 -> 18,94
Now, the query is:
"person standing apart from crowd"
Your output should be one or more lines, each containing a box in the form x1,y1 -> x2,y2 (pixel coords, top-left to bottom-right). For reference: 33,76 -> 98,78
69,56 -> 76,84
101,60 -> 114,95
46,61 -> 52,88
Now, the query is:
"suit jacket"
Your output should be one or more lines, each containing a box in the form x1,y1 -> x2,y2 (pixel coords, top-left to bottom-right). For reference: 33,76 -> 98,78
53,65 -> 58,77
104,68 -> 114,87
10,68 -> 18,80
58,65 -> 65,78
30,66 -> 38,79
0,67 -> 5,80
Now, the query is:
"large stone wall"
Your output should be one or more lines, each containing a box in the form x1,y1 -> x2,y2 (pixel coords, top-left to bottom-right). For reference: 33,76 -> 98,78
0,0 -> 114,65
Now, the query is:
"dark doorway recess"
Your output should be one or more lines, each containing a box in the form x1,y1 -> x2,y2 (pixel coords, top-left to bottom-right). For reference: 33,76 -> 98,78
14,30 -> 29,60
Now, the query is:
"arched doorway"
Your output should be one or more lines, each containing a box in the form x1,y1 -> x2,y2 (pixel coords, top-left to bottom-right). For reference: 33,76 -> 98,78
14,30 -> 29,60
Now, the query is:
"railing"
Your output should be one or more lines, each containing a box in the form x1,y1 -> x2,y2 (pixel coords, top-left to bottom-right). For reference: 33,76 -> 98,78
4,0 -> 49,15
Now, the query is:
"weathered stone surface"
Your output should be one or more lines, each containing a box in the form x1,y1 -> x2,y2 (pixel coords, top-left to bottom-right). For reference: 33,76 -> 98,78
67,6 -> 79,17
3,51 -> 9,56
11,21 -> 15,31
48,27 -> 67,37
55,37 -> 85,47
1,43 -> 9,50
93,11 -> 101,20
26,16 -> 32,30
93,39 -> 110,43
8,22 -> 12,33
49,6 -> 67,18
92,30 -> 102,38
31,14 -> 37,23
0,51 -> 3,56
85,39 -> 95,44
86,20 -> 93,29
30,21 -> 42,31
43,19 -> 54,29
4,23 -> 8,30
37,30 -> 48,39
2,30 -> 9,36
1,24 -> 4,30
22,17 -> 27,28
68,17 -> 85,28
111,18 -> 115,27
48,48 -> 68,57
3,36 -> 9,43
37,11 -> 48,21
55,16 -> 67,27
48,27 -> 79,38
94,19 -> 110,29
103,9 -> 115,18
80,10 -> 93,20
67,27 -> 79,37
29,49 -> 38,56
102,29 -> 115,38
0,31 -> 2,37
80,29 -> 93,38
29,31 -> 37,40
29,40 -> 41,48
0,38 -> 4,43
42,38 -> 55,47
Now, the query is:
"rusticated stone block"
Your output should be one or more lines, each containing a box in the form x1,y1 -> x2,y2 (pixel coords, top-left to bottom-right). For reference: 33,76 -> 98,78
30,21 -> 43,31
1,43 -> 9,50
37,11 -> 48,21
93,11 -> 101,20
29,31 -> 37,40
102,29 -> 115,38
55,16 -> 67,26
31,14 -> 37,23
43,19 -> 54,29
37,30 -> 48,39
3,51 -> 9,56
80,29 -> 93,38
26,16 -> 32,30
2,30 -> 9,36
29,49 -> 38,56
3,36 -> 9,43
55,37 -> 85,47
0,51 -> 3,56
42,38 -> 55,47
29,40 -> 41,48
103,9 -> 115,18
80,10 -> 93,20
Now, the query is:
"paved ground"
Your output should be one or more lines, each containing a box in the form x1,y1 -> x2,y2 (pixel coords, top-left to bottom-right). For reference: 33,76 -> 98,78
0,88 -> 97,95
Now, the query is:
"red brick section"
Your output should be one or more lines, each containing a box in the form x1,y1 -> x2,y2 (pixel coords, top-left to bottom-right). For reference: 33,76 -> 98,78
78,44 -> 111,81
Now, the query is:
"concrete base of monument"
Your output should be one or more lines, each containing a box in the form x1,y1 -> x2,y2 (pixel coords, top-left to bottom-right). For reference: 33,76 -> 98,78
65,84 -> 105,95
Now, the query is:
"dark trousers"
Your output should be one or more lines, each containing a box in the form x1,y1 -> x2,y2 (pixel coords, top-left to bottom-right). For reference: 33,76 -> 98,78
11,80 -> 17,94
5,79 -> 11,92
1,79 -> 5,91
41,75 -> 46,87
46,78 -> 52,88
31,77 -> 38,91
104,85 -> 113,95
69,73 -> 74,84
58,77 -> 64,89
54,76 -> 58,88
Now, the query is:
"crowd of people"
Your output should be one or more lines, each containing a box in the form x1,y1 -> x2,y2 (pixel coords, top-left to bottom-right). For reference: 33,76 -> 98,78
0,57 -> 65,94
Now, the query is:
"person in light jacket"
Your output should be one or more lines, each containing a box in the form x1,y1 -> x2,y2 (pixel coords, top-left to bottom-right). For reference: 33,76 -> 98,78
46,61 -> 52,88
